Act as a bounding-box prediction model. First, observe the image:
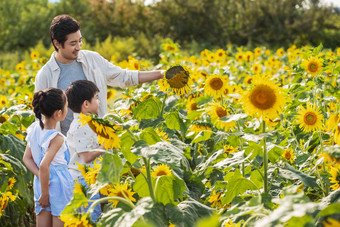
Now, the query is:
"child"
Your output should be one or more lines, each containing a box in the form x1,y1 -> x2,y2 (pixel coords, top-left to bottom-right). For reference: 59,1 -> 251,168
23,88 -> 73,227
65,80 -> 104,221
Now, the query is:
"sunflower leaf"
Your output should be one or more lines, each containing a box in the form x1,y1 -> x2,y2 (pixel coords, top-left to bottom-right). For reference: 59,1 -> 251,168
280,163 -> 319,188
97,152 -> 124,184
134,98 -> 160,120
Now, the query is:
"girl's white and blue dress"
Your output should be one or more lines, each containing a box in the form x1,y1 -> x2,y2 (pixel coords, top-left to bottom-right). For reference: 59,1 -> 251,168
26,121 -> 74,217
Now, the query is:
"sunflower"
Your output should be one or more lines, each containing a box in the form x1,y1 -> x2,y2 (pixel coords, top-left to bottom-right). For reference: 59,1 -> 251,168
207,190 -> 223,208
151,164 -> 172,178
78,113 -> 121,149
15,62 -> 25,71
155,128 -> 169,142
254,47 -> 262,57
224,219 -> 237,227
323,218 -> 340,227
224,145 -> 238,155
329,166 -> 340,191
296,104 -> 323,132
188,123 -> 212,134
186,99 -> 200,114
251,63 -> 262,74
0,114 -> 9,124
60,214 -> 92,227
302,56 -> 323,77
241,76 -> 286,120
6,177 -> 16,190
206,102 -> 235,131
243,75 -> 253,85
204,75 -> 228,97
282,148 -> 296,163
30,51 -> 40,60
245,51 -> 254,62
0,95 -> 8,108
107,89 -> 116,101
109,183 -> 136,207
326,113 -> 340,144
84,157 -> 102,185
158,66 -> 192,96
235,52 -> 244,62
73,180 -> 85,195
216,49 -> 227,60
276,48 -> 285,57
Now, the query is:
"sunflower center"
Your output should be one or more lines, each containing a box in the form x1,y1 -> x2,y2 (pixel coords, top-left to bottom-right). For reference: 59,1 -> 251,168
216,107 -> 227,118
285,152 -> 291,160
168,72 -> 188,89
0,116 -> 6,123
191,103 -> 198,110
249,85 -> 276,110
156,170 -> 168,176
304,112 -> 317,125
308,62 -> 318,72
209,78 -> 223,90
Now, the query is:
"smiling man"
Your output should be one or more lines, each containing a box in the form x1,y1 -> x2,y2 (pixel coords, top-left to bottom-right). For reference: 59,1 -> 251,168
35,15 -> 164,135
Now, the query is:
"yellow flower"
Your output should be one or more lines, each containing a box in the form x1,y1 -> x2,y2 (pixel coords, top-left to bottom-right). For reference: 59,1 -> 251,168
241,76 -> 286,120
235,52 -> 244,62
60,214 -> 92,227
0,95 -> 8,108
254,47 -> 262,57
207,190 -> 223,208
84,158 -> 102,185
30,51 -> 40,60
276,48 -> 285,57
206,102 -> 235,131
323,218 -> 340,227
15,62 -> 25,71
107,89 -> 116,101
188,123 -> 211,134
7,177 -> 16,190
159,66 -> 192,96
73,180 -> 84,194
151,164 -> 172,178
302,56 -> 323,77
79,113 -> 121,149
155,128 -> 169,142
216,49 -> 227,59
296,104 -> 323,132
329,166 -> 340,191
204,75 -> 228,97
251,63 -> 262,74
0,114 -> 9,124
282,148 -> 296,163
186,99 -> 200,114
224,145 -> 238,155
109,183 -> 136,207
245,51 -> 254,62
224,219 -> 237,227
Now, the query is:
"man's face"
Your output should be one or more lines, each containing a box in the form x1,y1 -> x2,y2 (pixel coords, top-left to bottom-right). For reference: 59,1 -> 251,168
55,30 -> 82,63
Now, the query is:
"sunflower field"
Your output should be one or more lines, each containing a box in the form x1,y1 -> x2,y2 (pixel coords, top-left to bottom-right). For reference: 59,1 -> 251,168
1,40 -> 340,227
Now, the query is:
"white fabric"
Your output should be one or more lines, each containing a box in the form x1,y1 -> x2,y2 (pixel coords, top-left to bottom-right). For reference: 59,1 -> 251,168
26,121 -> 68,166
35,50 -> 139,118
67,113 -> 100,180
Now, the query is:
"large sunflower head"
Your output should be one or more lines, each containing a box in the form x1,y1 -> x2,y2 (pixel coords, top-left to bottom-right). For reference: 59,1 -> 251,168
78,113 -> 121,149
159,65 -> 192,96
296,104 -> 324,132
110,183 -> 136,207
204,75 -> 228,97
302,56 -> 323,77
240,76 -> 286,120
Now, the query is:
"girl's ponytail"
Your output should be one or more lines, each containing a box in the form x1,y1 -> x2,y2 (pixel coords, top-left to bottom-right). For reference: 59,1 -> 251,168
32,88 -> 66,129
32,91 -> 45,129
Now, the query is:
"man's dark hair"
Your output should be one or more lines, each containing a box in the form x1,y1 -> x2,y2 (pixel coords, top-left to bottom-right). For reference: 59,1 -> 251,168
50,15 -> 80,51
66,80 -> 99,113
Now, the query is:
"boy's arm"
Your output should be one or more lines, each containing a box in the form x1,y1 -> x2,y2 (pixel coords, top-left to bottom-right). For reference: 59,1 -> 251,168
23,145 -> 39,178
80,144 -> 105,163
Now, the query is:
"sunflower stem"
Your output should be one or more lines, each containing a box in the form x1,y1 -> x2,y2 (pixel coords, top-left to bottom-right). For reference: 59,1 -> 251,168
262,120 -> 268,195
126,128 -> 138,142
160,94 -> 168,119
142,157 -> 156,203
87,196 -> 135,214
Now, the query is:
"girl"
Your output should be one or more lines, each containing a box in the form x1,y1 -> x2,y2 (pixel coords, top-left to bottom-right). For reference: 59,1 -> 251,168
23,88 -> 73,227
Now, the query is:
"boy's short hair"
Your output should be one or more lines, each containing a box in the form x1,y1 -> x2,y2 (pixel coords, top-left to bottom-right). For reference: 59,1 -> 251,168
66,80 -> 99,113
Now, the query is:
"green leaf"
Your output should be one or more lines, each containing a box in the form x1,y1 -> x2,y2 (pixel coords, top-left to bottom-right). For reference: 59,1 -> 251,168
155,174 -> 186,205
319,203 -> 340,216
191,130 -> 212,144
250,170 -> 263,189
140,127 -> 161,145
221,176 -> 258,205
114,197 -> 154,227
62,192 -> 88,214
267,145 -> 284,164
97,152 -> 124,184
134,98 -> 160,120
313,43 -> 323,55
0,153 -> 26,173
279,163 -> 319,188
164,112 -> 181,130
0,134 -> 26,161
195,213 -> 220,227
227,135 -> 240,148
133,174 -> 150,197
120,131 -> 138,164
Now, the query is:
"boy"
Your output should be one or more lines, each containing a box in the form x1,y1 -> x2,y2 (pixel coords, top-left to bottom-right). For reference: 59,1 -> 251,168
65,80 -> 103,221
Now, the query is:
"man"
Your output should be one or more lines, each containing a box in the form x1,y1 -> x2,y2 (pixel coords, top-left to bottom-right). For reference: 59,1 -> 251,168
35,14 -> 164,135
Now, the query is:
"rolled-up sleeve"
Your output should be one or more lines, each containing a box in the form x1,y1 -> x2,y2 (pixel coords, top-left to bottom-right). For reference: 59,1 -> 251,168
96,52 -> 139,88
